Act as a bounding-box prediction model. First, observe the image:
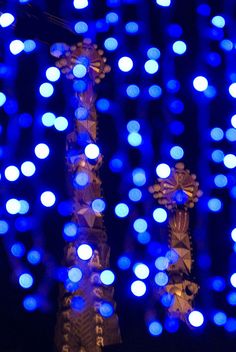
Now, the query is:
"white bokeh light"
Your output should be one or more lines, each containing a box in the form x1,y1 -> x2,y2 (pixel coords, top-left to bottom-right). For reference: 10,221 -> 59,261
193,76 -> 208,92
21,161 -> 36,177
229,83 -> 236,98
9,40 -> 24,55
4,166 -> 20,182
73,0 -> 88,9
0,13 -> 15,27
223,154 -> 236,169
118,57 -> 133,72
131,280 -> 146,297
188,311 -> 204,327
230,273 -> 236,288
40,191 -> 56,207
77,244 -> 93,260
85,144 -> 100,159
156,163 -> 171,178
34,143 -> 50,159
6,199 -> 21,215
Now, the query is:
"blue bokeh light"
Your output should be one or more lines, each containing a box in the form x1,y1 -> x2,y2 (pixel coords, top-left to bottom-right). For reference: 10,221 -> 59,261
106,12 -> 119,24
153,208 -> 167,223
0,220 -> 9,235
42,112 -> 56,127
77,244 -> 93,260
63,222 -> 78,239
0,92 -> 6,107
118,56 -> 133,72
100,270 -> 115,285
210,127 -> 224,141
92,199 -> 106,213
148,85 -> 162,98
213,312 -> 227,326
125,21 -> 139,34
170,146 -> 184,159
127,120 -> 140,133
117,256 -> 131,270
172,40 -> 187,55
137,232 -> 151,244
155,256 -> 169,271
23,296 -> 38,311
214,174 -> 227,188
208,198 -> 222,212
68,268 -> 82,283
144,60 -> 159,74
211,149 -> 224,163
19,273 -> 34,289
147,47 -> 160,60
27,250 -> 41,265
188,311 -> 204,327
73,64 -> 87,78
46,67 -> 60,82
99,302 -> 114,317
223,154 -> 236,169
126,85 -> 140,98
9,40 -> 24,55
39,83 -> 54,98
73,0 -> 88,9
54,116 -> 68,131
156,163 -> 171,178
132,168 -> 146,186
226,128 -> 236,142
156,0 -> 171,7
128,188 -> 142,202
212,15 -> 225,28
155,272 -> 168,286
85,144 -> 100,159
148,321 -> 163,336
74,21 -> 88,33
133,218 -> 147,233
104,37 -> 118,51
128,132 -> 142,146
11,243 -> 25,257
115,203 -> 129,218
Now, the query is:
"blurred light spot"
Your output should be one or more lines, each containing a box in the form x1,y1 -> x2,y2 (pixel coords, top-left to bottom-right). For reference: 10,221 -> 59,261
19,273 -> 33,289
117,256 -> 131,270
193,76 -> 208,92
188,311 -> 204,327
99,302 -> 114,317
170,146 -> 184,159
147,47 -> 160,60
106,12 -> 119,23
210,127 -> 224,141
6,199 -> 20,214
4,165 -> 20,181
148,85 -> 162,98
161,292 -> 174,307
128,188 -> 142,202
225,318 -> 236,332
85,144 -> 100,159
164,317 -> 179,333
74,21 -> 88,33
73,64 -> 87,78
212,15 -> 225,28
54,116 -> 68,131
125,21 -> 139,33
156,163 -> 170,178
231,228 -> 236,242
73,0 -> 88,9
68,268 -> 82,282
115,203 -> 129,218
64,222 -> 77,239
0,220 -> 8,235
224,154 -> 236,168
230,273 -> 236,288
104,37 -> 118,51
229,83 -> 236,98
92,199 -> 106,213
144,60 -> 159,74
96,98 -> 110,112
155,272 -> 168,286
11,243 -> 25,257
133,263 -> 150,279
131,280 -> 146,296
220,39 -> 233,51
172,40 -> 187,55
227,292 -> 236,305
27,250 -> 41,265
77,244 -> 93,260
226,128 -> 236,142
213,312 -> 227,326
71,296 -> 85,311
118,57 -> 133,72
46,67 -> 60,82
21,161 -> 36,177
42,112 -> 56,127
211,149 -> 224,163
153,208 -> 167,223
40,191 -> 56,207
109,158 -> 123,172
128,132 -> 142,146
19,200 -> 29,214
75,172 -> 89,187
9,40 -> 24,55
155,256 -> 169,270
156,0 -> 171,7
39,82 -> 54,98
0,92 -> 6,107
132,168 -> 146,186
133,218 -> 147,233
126,85 -> 140,98
148,321 -> 163,336
100,270 -> 115,285
127,120 -> 140,133
214,174 -> 227,188
23,296 -> 37,311
208,198 -> 222,212
0,13 -> 15,27
137,232 -> 151,244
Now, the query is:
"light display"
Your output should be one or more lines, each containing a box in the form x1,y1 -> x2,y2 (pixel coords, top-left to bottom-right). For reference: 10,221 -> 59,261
1,0 -> 236,351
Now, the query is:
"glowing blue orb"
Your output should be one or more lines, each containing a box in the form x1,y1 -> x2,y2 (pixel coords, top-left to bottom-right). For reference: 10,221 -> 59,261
73,80 -> 87,92
161,292 -> 174,307
85,143 -> 100,159
155,272 -> 168,286
0,13 -> 15,27
75,107 -> 88,120
225,318 -> 236,332
4,165 -> 20,182
71,296 -> 85,311
24,40 -> 36,52
21,161 -> 36,177
19,200 -> 30,214
104,37 -> 118,51
0,92 -> 6,107
109,158 -> 123,172
73,64 -> 87,78
42,112 -> 56,127
214,174 -> 227,188
23,296 -> 37,311
147,47 -> 160,60
106,12 -> 119,23
100,270 -> 115,285
10,40 -> 24,55
27,250 -> 41,265
148,85 -> 162,98
133,263 -> 150,279
46,67 -> 60,82
212,15 -> 225,28
144,60 -> 159,74
226,128 -> 236,142
213,312 -> 227,326
172,40 -> 187,55
164,317 -> 179,333
220,39 -> 233,51
193,76 -> 208,92
223,154 -> 236,169
211,149 -> 224,163
117,256 -> 131,270
166,249 -> 179,264
73,0 -> 88,9
74,21 -> 88,33
75,172 -> 89,187
125,21 -> 139,33
137,232 -> 151,244
68,268 -> 82,282
210,127 -> 224,141
118,56 -> 133,72
126,85 -> 140,98
39,82 -> 54,98
156,163 -> 171,178
131,280 -> 146,297
230,273 -> 236,288
208,198 -> 222,212
115,203 -> 129,218
132,168 -> 146,186
0,220 -> 8,235
188,311 -> 204,327
127,120 -> 140,133
197,4 -> 210,16
128,132 -> 142,146
153,208 -> 167,223
54,116 -> 68,131
64,222 -> 77,238
11,243 -> 25,257
148,321 -> 163,336
19,273 -> 34,289
128,188 -> 142,202
96,98 -> 110,112
155,256 -> 169,271
6,199 -> 20,214
156,0 -> 171,6
92,199 -> 106,213
40,191 -> 56,207
99,302 -> 114,317
133,218 -> 147,233
231,228 -> 236,242
167,23 -> 183,37
227,292 -> 236,306
212,276 -> 225,291
77,244 -> 93,260
170,146 -> 184,160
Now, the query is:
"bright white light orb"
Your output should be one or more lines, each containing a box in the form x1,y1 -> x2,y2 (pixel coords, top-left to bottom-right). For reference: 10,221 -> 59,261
188,311 -> 204,327
54,116 -> 68,131
9,40 -> 24,55
230,273 -> 236,288
46,67 -> 60,82
4,166 -> 20,182
172,40 -> 187,55
39,83 -> 54,98
84,144 -> 100,159
231,115 -> 236,128
229,83 -> 236,98
40,191 -> 56,207
73,0 -> 88,9
42,112 -> 56,127
6,199 -> 21,215
77,244 -> 93,260
100,270 -> 115,285
21,161 -> 36,177
34,143 -> 50,159
118,56 -> 133,72
133,263 -> 150,279
131,280 -> 146,297
156,0 -> 171,6
156,163 -> 171,178
144,60 -> 159,74
193,76 -> 208,92
153,208 -> 167,223
223,154 -> 236,169
0,13 -> 15,27
231,228 -> 236,242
